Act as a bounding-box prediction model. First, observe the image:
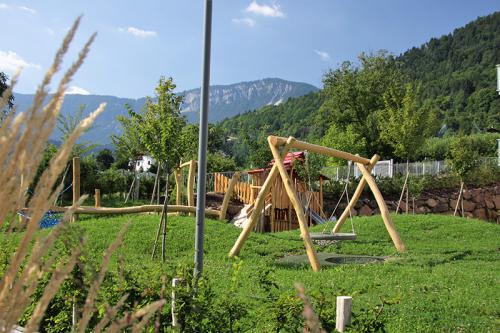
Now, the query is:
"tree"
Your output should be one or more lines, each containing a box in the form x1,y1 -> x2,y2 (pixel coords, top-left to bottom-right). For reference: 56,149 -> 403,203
112,103 -> 145,169
447,135 -> 481,216
317,51 -> 405,156
96,148 -> 115,171
0,71 -> 14,121
321,124 -> 367,166
138,76 -> 186,172
379,83 -> 439,213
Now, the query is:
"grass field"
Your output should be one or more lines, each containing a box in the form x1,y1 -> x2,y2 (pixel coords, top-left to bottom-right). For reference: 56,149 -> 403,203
2,213 -> 498,332
60,213 -> 498,332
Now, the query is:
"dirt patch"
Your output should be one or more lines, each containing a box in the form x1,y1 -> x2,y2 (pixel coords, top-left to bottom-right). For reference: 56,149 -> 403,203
201,192 -> 245,220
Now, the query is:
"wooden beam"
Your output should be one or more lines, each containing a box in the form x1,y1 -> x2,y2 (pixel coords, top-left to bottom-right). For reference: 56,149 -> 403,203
220,172 -> 240,220
72,157 -> 80,222
269,139 -> 320,272
51,204 -> 220,217
332,155 -> 379,233
179,160 -> 197,169
94,189 -> 101,208
356,162 -> 406,252
269,136 -> 371,165
229,140 -> 292,258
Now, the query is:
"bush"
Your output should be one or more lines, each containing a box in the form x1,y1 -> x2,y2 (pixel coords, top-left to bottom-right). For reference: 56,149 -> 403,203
420,132 -> 500,160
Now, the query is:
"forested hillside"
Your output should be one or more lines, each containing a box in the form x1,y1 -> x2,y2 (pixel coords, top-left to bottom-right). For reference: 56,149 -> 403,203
217,11 -> 500,167
398,11 -> 500,132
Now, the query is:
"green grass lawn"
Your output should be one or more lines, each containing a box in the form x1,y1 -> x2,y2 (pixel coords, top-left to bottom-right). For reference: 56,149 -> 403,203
68,213 -> 500,332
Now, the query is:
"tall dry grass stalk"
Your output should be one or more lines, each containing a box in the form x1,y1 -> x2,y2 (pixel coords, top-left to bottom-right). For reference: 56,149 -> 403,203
0,17 -> 164,333
295,283 -> 327,333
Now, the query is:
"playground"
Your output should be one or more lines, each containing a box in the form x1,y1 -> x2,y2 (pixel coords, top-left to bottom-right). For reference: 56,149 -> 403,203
11,136 -> 497,331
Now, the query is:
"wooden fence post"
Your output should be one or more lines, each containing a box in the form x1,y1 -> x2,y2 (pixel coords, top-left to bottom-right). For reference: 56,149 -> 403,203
175,168 -> 181,205
72,157 -> 80,222
94,189 -> 101,208
187,160 -> 196,216
171,278 -> 181,329
336,296 -> 352,332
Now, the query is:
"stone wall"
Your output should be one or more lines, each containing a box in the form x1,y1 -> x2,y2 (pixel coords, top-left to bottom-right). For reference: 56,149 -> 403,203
327,183 -> 500,223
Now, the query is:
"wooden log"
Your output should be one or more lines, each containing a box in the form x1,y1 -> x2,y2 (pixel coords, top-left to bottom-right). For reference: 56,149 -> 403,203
332,155 -> 379,233
269,139 -> 320,272
51,204 -> 220,217
356,162 -> 406,252
336,296 -> 352,332
187,160 -> 196,216
174,168 -> 181,205
94,189 -> 101,208
319,176 -> 324,218
229,140 -> 292,258
269,135 -> 371,165
179,160 -> 196,169
72,157 -> 80,222
220,172 -> 240,220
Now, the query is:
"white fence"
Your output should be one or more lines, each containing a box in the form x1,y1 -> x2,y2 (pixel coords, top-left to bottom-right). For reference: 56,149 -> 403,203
323,157 -> 498,180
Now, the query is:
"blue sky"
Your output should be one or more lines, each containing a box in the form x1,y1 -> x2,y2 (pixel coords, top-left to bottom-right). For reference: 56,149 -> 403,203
1,1 -> 499,98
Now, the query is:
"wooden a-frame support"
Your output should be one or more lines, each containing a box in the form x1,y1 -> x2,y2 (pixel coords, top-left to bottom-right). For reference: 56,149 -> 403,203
228,136 -> 406,272
174,160 -> 197,216
173,160 -> 238,220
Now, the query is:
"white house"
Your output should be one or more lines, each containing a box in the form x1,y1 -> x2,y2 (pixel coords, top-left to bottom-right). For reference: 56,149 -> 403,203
134,155 -> 155,172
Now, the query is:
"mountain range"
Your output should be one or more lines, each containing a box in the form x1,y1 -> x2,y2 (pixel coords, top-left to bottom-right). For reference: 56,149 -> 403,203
13,78 -> 318,146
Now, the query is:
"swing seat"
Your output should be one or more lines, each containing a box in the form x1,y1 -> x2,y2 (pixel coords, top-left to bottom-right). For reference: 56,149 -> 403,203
310,232 -> 357,241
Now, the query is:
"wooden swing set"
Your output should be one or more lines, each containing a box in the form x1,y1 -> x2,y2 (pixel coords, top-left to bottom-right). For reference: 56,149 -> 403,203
229,136 -> 406,272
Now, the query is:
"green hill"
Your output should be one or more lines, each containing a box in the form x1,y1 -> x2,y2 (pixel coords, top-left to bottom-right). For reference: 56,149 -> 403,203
217,11 -> 500,167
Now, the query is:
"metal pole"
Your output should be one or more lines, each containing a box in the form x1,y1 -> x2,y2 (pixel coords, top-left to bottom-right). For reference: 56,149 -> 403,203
194,0 -> 212,278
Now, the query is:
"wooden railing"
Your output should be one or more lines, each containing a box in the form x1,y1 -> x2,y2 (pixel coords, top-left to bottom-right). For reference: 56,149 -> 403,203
213,172 -> 253,204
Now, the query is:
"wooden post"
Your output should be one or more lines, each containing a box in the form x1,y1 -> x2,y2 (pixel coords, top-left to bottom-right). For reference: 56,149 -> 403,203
94,189 -> 101,208
335,296 -> 352,332
269,139 -> 320,272
171,278 -> 181,329
332,155 -> 379,234
356,162 -> 406,252
174,168 -> 181,205
187,160 -> 196,216
319,176 -> 324,218
229,143 -> 291,258
72,157 -> 80,222
220,172 -> 240,220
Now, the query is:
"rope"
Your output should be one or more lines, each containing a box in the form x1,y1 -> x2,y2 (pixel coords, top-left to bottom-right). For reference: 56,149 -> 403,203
321,160 -> 355,234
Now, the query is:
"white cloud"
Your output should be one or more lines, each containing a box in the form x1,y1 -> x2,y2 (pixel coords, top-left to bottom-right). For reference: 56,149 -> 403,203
232,17 -> 256,27
119,26 -> 157,38
0,3 -> 8,9
314,49 -> 330,61
65,86 -> 90,95
0,50 -> 41,73
18,5 -> 36,14
246,1 -> 284,18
